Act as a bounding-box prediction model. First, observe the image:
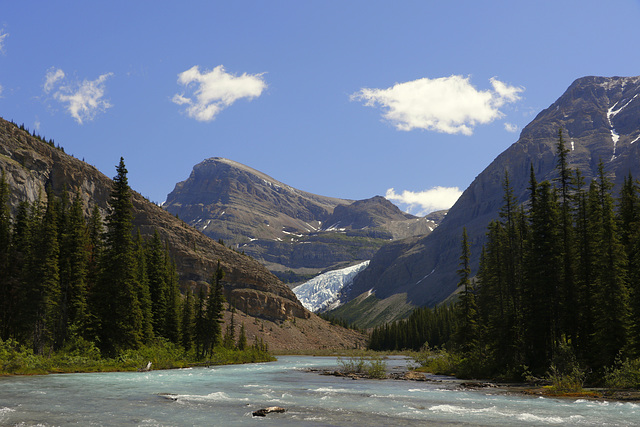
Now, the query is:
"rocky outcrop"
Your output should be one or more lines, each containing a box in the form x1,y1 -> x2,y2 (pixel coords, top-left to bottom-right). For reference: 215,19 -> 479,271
348,76 -> 640,315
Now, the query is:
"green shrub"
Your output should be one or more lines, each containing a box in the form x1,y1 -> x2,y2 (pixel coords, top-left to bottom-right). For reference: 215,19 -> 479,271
604,357 -> 640,389
337,355 -> 387,378
545,364 -> 586,393
413,347 -> 459,376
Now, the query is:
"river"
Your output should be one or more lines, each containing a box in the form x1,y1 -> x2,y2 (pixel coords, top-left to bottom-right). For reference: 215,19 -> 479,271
0,356 -> 637,426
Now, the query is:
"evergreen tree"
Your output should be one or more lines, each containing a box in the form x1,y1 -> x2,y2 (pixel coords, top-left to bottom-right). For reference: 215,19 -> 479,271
58,193 -> 90,343
134,229 -> 154,343
223,309 -> 236,349
453,227 -> 477,352
9,201 -> 37,342
203,261 -> 225,356
573,170 -> 598,360
554,129 -> 578,341
85,205 -> 103,341
31,188 -> 61,354
237,322 -> 247,351
0,172 -> 12,340
146,230 -> 168,337
523,180 -> 562,372
94,158 -> 143,355
181,289 -> 195,351
194,286 -> 207,358
163,253 -> 181,344
591,162 -> 630,367
617,174 -> 640,356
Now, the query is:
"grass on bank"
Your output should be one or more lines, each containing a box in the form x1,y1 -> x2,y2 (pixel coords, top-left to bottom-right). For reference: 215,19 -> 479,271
336,355 -> 387,379
0,337 -> 274,375
412,344 -> 640,397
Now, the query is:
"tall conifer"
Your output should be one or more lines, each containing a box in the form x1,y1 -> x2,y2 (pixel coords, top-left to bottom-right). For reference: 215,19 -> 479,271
0,172 -> 12,340
95,158 -> 143,354
592,162 -> 630,366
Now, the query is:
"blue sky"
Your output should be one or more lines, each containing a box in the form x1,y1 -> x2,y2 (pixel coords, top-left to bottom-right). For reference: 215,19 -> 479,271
2,1 -> 640,214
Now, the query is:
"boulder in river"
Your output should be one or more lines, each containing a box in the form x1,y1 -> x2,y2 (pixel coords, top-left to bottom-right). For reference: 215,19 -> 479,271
252,406 -> 286,417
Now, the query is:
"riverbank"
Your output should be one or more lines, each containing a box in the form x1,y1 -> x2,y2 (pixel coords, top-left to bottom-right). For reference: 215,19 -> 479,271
307,355 -> 640,404
0,339 -> 274,376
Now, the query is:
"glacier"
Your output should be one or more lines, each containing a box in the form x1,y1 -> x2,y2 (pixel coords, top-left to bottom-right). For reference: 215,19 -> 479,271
293,260 -> 370,312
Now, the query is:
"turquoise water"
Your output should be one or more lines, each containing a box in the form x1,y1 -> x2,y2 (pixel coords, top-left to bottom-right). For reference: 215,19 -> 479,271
0,356 -> 638,426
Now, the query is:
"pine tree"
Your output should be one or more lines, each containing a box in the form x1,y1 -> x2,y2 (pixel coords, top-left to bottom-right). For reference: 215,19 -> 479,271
94,158 -> 143,355
523,180 -> 562,372
134,229 -> 154,343
453,227 -> 477,352
237,322 -> 247,351
10,201 -> 37,343
85,205 -> 103,341
573,170 -> 598,360
554,129 -> 577,342
31,188 -> 61,354
223,308 -> 236,349
146,230 -> 168,337
58,193 -> 90,344
194,286 -> 207,358
591,162 -> 630,367
181,290 -> 195,351
203,261 -> 225,356
163,253 -> 181,344
0,172 -> 12,340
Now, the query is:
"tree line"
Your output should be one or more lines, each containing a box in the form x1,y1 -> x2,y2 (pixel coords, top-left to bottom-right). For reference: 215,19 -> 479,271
371,130 -> 640,380
0,158 -> 257,359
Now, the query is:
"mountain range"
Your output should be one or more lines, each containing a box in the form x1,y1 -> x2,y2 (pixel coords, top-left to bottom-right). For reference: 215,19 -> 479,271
338,75 -> 640,326
0,118 -> 365,351
163,157 -> 444,282
5,75 -> 638,334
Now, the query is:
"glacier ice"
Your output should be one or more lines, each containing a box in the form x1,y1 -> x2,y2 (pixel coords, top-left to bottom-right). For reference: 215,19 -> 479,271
293,261 -> 370,312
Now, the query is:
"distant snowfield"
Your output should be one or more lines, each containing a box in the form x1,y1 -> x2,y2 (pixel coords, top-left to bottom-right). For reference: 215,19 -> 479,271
293,261 -> 370,312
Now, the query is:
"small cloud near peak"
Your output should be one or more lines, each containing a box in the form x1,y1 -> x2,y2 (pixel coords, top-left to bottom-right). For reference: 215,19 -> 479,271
385,186 -> 462,216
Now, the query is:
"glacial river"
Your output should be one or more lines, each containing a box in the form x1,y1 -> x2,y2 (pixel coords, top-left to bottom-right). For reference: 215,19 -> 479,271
0,356 -> 638,426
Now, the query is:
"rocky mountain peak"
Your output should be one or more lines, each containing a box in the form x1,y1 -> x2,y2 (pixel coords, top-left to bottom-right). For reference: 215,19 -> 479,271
322,195 -> 416,231
345,75 -> 640,322
164,158 -> 446,282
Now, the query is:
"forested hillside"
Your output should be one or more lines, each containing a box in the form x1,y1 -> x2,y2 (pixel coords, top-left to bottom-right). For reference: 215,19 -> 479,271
0,117 -> 366,360
371,132 -> 640,385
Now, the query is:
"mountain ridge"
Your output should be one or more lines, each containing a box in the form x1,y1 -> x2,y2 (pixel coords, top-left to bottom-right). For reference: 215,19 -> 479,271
0,118 -> 365,350
164,157 -> 443,281
343,75 -> 640,324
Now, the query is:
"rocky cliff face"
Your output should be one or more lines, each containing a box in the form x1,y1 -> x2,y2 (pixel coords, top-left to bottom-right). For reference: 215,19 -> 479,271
347,75 -> 640,320
164,158 -> 442,280
0,118 -> 366,350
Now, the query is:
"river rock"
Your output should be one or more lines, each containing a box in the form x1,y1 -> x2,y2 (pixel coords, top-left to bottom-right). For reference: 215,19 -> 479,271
252,406 -> 286,417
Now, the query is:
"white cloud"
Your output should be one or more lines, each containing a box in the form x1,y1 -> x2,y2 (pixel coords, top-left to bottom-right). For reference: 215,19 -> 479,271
0,29 -> 8,53
173,65 -> 267,121
385,186 -> 462,216
0,83 -> 3,97
504,122 -> 519,133
351,75 -> 523,135
44,68 -> 65,93
50,72 -> 114,124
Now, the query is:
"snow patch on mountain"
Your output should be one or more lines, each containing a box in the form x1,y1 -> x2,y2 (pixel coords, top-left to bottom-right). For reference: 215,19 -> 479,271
607,94 -> 639,160
293,261 -> 370,312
